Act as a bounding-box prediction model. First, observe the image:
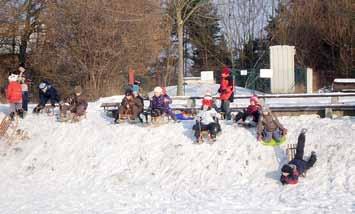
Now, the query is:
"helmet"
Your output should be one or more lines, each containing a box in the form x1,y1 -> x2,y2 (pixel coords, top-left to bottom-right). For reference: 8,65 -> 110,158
8,74 -> 18,82
154,86 -> 163,94
39,82 -> 47,90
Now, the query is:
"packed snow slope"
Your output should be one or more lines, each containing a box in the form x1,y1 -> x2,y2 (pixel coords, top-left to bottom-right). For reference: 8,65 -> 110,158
0,101 -> 354,213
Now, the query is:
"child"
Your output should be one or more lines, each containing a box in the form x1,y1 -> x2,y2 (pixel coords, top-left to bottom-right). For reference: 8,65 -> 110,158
6,73 -> 23,119
116,89 -> 143,122
257,106 -> 287,142
18,66 -> 29,112
150,86 -> 176,121
234,95 -> 261,125
193,95 -> 221,142
280,129 -> 317,185
218,67 -> 234,120
33,81 -> 60,113
60,86 -> 88,121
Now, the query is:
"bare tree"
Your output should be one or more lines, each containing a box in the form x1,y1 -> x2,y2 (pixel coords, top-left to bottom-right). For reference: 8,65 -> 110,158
165,0 -> 209,95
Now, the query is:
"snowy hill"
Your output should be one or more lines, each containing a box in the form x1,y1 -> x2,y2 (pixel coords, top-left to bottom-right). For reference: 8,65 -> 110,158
0,99 -> 354,213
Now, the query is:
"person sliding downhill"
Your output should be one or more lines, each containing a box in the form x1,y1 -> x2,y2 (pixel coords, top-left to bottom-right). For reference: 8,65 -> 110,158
280,129 -> 317,185
193,94 -> 221,143
257,106 -> 287,142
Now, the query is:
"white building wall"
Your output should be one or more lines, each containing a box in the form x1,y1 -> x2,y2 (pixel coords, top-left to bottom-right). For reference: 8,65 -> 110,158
270,45 -> 296,93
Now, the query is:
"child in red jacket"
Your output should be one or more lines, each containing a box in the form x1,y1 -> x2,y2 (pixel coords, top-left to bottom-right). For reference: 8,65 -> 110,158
234,95 -> 262,126
6,74 -> 23,119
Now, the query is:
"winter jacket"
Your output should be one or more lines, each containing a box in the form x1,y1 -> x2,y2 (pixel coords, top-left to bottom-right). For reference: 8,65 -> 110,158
120,96 -> 143,114
6,82 -> 22,103
257,112 -> 285,136
151,94 -> 172,112
64,93 -> 88,115
246,104 -> 262,115
39,85 -> 60,107
219,77 -> 234,101
196,108 -> 221,125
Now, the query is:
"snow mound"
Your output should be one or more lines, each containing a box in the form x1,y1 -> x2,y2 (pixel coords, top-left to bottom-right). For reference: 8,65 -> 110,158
0,102 -> 354,213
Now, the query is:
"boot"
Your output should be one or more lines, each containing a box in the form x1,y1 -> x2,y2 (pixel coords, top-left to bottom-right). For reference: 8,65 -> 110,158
9,112 -> 15,121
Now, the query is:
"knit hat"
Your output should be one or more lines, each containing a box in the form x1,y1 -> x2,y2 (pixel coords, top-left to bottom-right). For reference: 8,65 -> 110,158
221,67 -> 231,77
154,86 -> 163,94
202,99 -> 213,108
125,88 -> 133,96
250,95 -> 259,103
8,74 -> 18,82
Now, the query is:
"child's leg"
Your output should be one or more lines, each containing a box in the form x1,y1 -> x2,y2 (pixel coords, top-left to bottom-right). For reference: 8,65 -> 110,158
295,133 -> 306,160
305,152 -> 317,170
262,130 -> 273,142
272,129 -> 282,142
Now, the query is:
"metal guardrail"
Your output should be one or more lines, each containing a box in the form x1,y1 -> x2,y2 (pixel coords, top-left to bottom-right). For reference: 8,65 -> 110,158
171,92 -> 355,100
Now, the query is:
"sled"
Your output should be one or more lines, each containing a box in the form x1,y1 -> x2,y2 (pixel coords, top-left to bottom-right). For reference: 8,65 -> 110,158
260,135 -> 287,147
0,115 -> 29,145
194,130 -> 217,144
150,114 -> 170,126
286,144 -> 297,162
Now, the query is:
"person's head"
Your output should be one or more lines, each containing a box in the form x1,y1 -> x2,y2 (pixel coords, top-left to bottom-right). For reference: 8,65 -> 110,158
262,106 -> 270,115
154,86 -> 163,96
125,89 -> 133,99
281,164 -> 293,177
74,86 -> 82,96
221,67 -> 231,78
39,82 -> 48,93
8,73 -> 18,82
134,80 -> 141,86
250,95 -> 259,106
18,66 -> 25,73
202,94 -> 213,110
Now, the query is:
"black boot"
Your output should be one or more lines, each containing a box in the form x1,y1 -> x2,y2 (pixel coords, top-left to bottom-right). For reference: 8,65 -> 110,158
17,109 -> 24,119
9,112 -> 15,121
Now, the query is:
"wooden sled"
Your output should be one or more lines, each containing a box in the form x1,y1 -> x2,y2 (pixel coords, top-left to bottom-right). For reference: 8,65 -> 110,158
286,144 -> 297,162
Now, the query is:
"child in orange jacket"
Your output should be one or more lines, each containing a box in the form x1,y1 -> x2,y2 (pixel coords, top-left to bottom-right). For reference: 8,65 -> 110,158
6,74 -> 23,119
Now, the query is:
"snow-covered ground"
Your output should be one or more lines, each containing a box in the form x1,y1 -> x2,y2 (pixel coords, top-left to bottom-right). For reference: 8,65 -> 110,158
0,98 -> 354,214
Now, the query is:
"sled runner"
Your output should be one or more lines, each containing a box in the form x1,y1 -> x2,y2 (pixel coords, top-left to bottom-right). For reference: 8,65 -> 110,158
194,130 -> 217,144
286,144 -> 297,162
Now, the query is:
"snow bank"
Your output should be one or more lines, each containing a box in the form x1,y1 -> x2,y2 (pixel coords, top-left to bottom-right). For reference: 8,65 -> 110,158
0,101 -> 354,213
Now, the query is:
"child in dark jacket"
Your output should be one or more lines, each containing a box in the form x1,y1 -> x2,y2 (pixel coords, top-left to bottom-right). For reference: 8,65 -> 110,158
234,95 -> 261,125
150,86 -> 176,121
280,129 -> 317,185
33,81 -> 60,113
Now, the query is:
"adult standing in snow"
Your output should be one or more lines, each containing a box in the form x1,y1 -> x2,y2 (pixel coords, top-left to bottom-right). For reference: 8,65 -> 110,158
218,67 -> 234,120
280,129 -> 317,185
6,73 -> 24,120
33,81 -> 60,113
257,106 -> 287,142
234,95 -> 262,126
18,66 -> 30,112
193,95 -> 221,142
150,86 -> 176,121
